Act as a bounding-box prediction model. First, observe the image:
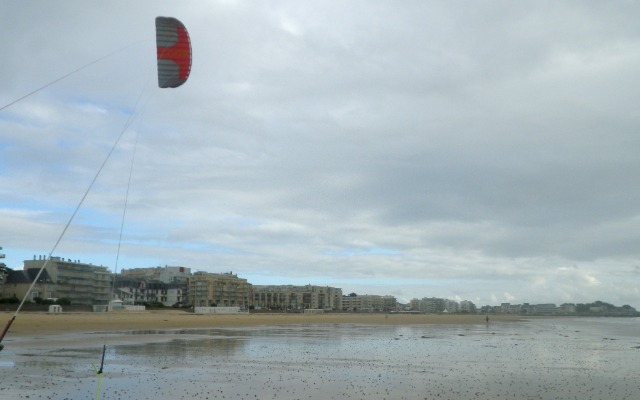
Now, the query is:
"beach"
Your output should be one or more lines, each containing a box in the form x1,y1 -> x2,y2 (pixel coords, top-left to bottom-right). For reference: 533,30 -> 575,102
1,312 -> 638,399
1,310 -> 521,337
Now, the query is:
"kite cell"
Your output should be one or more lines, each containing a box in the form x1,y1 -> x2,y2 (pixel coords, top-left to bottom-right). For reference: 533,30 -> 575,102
156,17 -> 192,88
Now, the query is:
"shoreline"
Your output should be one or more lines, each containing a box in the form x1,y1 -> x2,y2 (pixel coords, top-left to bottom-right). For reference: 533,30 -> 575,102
1,311 -> 526,337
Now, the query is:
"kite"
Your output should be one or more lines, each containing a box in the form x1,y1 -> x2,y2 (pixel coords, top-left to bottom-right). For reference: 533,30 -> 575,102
156,17 -> 192,88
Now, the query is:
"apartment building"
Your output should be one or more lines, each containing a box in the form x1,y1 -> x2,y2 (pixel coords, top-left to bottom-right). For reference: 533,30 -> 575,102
410,297 -> 446,313
116,266 -> 190,306
188,271 -> 252,308
121,265 -> 191,283
532,303 -> 558,315
22,256 -> 111,305
459,300 -> 476,313
342,294 -> 396,312
114,276 -> 187,306
253,285 -> 343,310
3,268 -> 54,301
444,299 -> 459,313
409,297 -> 476,313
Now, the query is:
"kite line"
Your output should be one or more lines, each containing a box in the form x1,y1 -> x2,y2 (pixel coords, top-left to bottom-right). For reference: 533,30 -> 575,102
1,16 -> 192,400
0,43 -> 141,113
0,79 -> 150,348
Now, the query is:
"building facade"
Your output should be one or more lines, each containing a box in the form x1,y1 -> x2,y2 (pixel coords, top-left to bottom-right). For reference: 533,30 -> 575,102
444,299 -> 459,313
23,256 -> 111,305
188,271 -> 252,308
411,297 -> 446,313
253,285 -> 343,310
117,266 -> 190,306
532,303 -> 558,315
3,269 -> 54,301
342,294 -> 396,312
458,300 -> 476,313
114,277 -> 187,307
121,265 -> 191,283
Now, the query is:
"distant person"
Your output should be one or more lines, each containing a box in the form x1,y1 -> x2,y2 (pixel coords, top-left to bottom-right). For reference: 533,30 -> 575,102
485,315 -> 489,324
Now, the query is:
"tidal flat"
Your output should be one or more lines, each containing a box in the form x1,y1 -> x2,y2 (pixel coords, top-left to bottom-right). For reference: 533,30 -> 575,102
1,317 -> 639,399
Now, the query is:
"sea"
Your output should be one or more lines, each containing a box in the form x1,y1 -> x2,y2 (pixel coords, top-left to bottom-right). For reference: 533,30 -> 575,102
1,317 -> 639,399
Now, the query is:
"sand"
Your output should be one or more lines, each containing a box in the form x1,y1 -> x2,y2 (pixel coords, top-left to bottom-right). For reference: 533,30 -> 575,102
3,316 -> 638,399
0,310 -> 522,337
2,314 -> 637,399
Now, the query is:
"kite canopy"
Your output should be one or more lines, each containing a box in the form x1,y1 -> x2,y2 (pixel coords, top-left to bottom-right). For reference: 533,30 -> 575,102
156,17 -> 192,88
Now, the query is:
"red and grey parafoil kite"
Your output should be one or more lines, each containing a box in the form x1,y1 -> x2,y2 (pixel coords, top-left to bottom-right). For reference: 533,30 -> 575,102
155,17 -> 192,88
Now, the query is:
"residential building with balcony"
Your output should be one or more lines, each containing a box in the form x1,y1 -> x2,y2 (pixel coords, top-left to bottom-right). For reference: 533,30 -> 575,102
253,285 -> 343,310
121,265 -> 191,284
422,297 -> 446,313
342,294 -> 396,312
117,266 -> 190,306
114,276 -> 187,306
22,256 -> 111,305
188,271 -> 252,308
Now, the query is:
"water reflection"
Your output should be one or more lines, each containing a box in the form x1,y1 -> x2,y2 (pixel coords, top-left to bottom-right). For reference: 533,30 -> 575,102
3,318 -> 639,400
111,337 -> 247,359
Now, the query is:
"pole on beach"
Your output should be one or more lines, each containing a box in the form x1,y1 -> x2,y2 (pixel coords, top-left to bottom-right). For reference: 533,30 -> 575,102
0,316 -> 16,351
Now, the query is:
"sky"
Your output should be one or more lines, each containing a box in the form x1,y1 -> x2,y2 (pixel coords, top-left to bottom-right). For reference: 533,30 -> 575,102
1,1 -> 639,307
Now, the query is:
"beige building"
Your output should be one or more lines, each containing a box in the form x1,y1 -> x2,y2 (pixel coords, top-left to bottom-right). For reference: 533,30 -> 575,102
22,256 -> 111,305
3,269 -> 54,301
188,271 -> 252,308
253,285 -> 343,311
342,294 -> 396,312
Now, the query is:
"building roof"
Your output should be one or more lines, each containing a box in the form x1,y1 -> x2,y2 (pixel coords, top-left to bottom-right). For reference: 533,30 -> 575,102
6,269 -> 52,284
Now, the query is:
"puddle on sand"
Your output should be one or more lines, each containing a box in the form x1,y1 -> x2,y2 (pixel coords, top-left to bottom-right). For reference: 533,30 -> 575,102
1,319 -> 639,399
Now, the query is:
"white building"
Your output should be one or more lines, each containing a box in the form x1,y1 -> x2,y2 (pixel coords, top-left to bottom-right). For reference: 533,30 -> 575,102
121,266 -> 191,283
114,278 -> 187,307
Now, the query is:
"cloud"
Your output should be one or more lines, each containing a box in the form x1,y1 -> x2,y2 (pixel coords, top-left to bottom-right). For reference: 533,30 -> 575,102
1,1 -> 640,307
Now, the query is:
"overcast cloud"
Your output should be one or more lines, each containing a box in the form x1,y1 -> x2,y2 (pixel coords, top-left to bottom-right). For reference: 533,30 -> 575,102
1,1 -> 639,307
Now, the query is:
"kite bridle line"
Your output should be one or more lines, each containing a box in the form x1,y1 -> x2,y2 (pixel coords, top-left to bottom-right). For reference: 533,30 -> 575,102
0,42 -> 144,113
95,92 -> 149,379
0,69 -> 153,351
1,18 -> 191,399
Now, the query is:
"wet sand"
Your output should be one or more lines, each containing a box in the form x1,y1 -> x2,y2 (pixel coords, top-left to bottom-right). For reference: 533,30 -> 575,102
1,310 -> 522,337
1,316 -> 638,399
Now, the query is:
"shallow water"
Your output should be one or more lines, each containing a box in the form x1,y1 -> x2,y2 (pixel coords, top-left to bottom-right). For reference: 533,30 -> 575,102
1,318 -> 639,399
